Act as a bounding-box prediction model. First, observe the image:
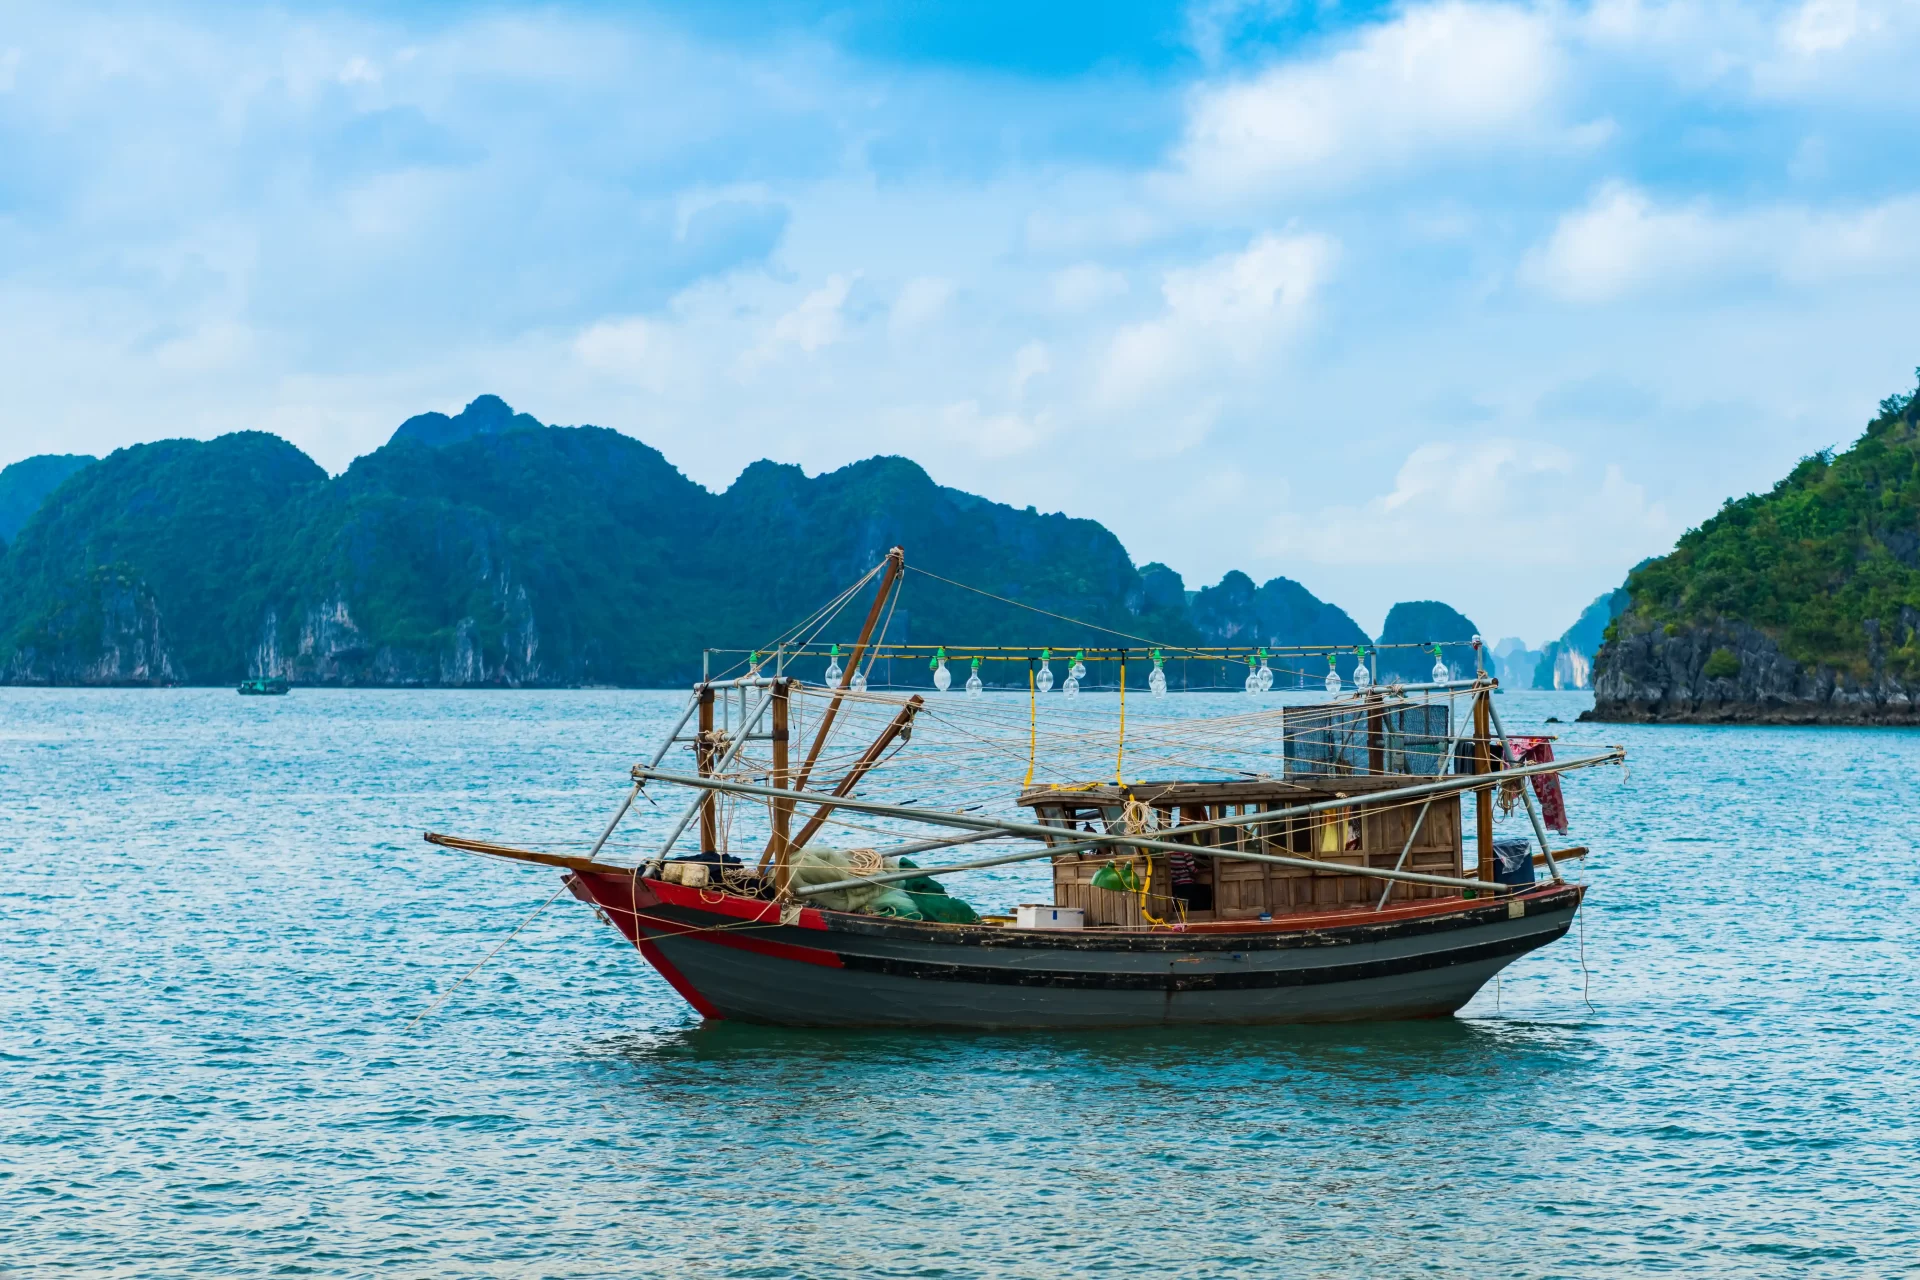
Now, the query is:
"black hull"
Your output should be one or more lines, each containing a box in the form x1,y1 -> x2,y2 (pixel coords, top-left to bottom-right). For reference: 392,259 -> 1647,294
567,874 -> 1584,1029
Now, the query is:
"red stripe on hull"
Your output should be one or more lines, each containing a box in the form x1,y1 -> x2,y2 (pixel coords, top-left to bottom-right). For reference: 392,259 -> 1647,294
645,877 -> 830,929
632,914 -> 845,969
565,870 -> 843,1018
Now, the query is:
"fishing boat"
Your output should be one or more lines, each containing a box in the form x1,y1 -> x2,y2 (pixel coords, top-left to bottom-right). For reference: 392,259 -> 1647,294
237,677 -> 290,695
428,549 -> 1621,1028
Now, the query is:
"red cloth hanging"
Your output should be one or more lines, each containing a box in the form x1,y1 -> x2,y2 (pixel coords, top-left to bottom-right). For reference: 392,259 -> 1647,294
1505,737 -> 1569,833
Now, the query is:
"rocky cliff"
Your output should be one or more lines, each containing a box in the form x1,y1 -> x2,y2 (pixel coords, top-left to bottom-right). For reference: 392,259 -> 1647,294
1588,369 -> 1920,724
2,567 -> 177,685
1588,612 -> 1920,723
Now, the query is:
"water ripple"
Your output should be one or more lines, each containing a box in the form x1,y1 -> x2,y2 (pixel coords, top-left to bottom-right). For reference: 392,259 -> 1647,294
2,688 -> 1916,1276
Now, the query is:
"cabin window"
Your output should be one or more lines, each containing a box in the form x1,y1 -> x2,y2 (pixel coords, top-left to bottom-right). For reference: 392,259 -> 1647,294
1313,808 -> 1359,853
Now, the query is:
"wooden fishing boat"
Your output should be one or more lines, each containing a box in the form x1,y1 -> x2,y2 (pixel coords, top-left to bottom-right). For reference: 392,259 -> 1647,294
428,549 -> 1620,1029
237,677 -> 290,695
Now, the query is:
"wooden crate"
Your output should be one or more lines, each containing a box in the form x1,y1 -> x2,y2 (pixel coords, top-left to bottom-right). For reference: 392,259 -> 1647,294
1034,783 -> 1467,923
1051,851 -> 1175,928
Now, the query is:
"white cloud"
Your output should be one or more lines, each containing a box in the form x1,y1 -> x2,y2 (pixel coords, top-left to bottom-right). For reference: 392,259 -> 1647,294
1576,0 -> 1920,101
1260,439 -> 1671,569
1780,0 -> 1877,56
1171,2 -> 1563,198
1010,341 -> 1050,398
1049,263 -> 1129,311
935,399 -> 1049,460
8,0 -> 1920,647
574,316 -> 671,392
1099,231 -> 1337,404
890,276 -> 953,335
768,273 -> 854,354
1023,203 -> 1159,254
1523,182 -> 1920,301
151,320 -> 255,373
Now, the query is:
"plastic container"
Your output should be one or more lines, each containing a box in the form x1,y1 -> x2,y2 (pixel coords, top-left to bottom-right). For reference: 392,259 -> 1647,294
1014,904 -> 1085,930
1492,837 -> 1535,887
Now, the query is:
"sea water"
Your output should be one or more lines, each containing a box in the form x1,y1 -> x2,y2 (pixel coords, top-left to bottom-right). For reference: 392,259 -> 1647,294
3,688 -> 1916,1276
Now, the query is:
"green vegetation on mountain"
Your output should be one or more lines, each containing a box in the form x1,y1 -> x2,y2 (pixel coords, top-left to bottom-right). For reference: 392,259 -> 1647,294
0,395 -> 1475,687
1616,369 -> 1920,678
1376,600 -> 1481,683
0,453 -> 95,544
0,435 -> 324,682
1186,570 -> 1370,654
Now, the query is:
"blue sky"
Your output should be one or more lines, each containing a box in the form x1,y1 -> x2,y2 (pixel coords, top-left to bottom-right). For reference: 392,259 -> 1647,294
3,0 -> 1917,644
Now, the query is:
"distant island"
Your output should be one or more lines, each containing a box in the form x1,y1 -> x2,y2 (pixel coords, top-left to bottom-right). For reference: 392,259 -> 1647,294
1587,368 -> 1920,724
3,395 -> 1540,689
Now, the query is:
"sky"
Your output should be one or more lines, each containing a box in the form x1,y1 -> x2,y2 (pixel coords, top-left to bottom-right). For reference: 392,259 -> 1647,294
3,0 -> 1918,645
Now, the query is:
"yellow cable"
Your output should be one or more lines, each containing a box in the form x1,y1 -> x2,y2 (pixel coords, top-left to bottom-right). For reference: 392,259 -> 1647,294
1024,663 -> 1036,789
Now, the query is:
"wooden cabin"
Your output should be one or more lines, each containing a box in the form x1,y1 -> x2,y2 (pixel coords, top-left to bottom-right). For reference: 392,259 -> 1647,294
1019,778 -> 1465,926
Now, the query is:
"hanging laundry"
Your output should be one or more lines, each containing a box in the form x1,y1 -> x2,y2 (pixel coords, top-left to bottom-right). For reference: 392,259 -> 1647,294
1505,737 -> 1569,833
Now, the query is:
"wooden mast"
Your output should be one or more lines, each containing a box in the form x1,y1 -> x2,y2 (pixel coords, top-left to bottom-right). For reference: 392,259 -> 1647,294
696,683 -> 718,853
1366,688 -> 1385,775
785,695 -> 924,858
1473,685 -> 1494,885
758,547 -> 904,869
770,677 -> 794,897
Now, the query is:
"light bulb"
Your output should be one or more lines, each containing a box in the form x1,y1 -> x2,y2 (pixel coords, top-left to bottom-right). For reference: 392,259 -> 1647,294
1256,656 -> 1273,693
1062,672 -> 1080,697
1244,660 -> 1259,695
1431,651 -> 1449,683
1070,654 -> 1087,681
1324,659 -> 1341,695
850,666 -> 867,693
932,649 -> 952,693
965,660 -> 983,696
823,645 -> 842,685
1149,664 -> 1167,697
1036,661 -> 1054,694
1353,652 -> 1372,691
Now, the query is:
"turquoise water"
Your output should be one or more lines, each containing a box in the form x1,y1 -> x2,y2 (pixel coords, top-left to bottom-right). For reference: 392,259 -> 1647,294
4,688 -> 1916,1276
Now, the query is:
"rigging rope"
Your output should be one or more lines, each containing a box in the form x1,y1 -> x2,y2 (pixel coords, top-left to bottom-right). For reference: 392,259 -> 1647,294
903,564 -> 1173,647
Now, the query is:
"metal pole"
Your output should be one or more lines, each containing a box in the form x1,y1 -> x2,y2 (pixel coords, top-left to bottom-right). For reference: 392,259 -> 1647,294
1375,706 -> 1469,910
632,763 -> 1621,892
868,829 -> 1010,859
587,784 -> 642,862
647,689 -> 703,770
636,751 -> 1611,856
795,835 -> 1112,898
786,696 -> 923,857
655,685 -> 778,858
762,549 -> 904,866
1486,699 -> 1564,884
586,688 -> 701,861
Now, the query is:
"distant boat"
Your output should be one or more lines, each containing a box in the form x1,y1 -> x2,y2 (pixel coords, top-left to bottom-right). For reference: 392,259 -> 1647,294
237,677 -> 290,696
